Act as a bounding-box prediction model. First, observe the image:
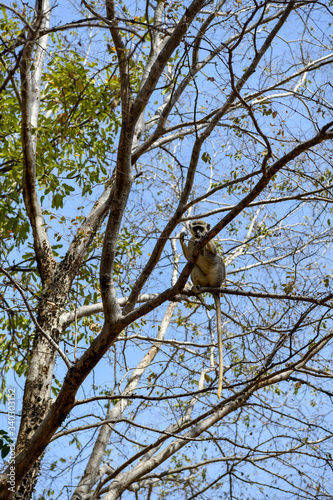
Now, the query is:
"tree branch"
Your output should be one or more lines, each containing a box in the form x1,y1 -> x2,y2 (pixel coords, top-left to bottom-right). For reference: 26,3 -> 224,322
0,265 -> 72,369
20,0 -> 55,282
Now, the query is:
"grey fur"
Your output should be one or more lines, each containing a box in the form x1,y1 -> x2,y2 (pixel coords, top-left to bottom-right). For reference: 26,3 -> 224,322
180,220 -> 226,398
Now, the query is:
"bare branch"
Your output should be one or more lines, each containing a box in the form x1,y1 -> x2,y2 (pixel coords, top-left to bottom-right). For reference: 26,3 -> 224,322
20,0 -> 55,282
0,265 -> 72,369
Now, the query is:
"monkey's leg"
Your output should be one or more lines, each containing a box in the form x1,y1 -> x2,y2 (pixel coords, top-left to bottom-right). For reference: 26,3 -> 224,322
191,265 -> 209,288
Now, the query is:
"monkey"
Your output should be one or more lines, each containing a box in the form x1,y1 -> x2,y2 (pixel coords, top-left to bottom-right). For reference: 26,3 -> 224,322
180,220 -> 226,398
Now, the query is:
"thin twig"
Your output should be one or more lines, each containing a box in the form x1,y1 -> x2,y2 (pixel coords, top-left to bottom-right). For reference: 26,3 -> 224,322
0,265 -> 72,369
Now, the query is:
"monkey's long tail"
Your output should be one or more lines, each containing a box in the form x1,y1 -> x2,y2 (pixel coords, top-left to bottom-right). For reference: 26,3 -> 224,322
214,294 -> 223,399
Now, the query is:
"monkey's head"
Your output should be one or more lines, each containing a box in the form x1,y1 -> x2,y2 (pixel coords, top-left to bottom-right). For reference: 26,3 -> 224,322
189,220 -> 210,239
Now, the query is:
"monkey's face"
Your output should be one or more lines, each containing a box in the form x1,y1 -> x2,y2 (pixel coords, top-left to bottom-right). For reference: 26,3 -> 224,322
190,221 -> 210,239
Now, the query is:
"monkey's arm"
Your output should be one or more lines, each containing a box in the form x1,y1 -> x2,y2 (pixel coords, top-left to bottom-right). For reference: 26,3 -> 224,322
202,242 -> 219,265
205,240 -> 217,255
180,232 -> 190,260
